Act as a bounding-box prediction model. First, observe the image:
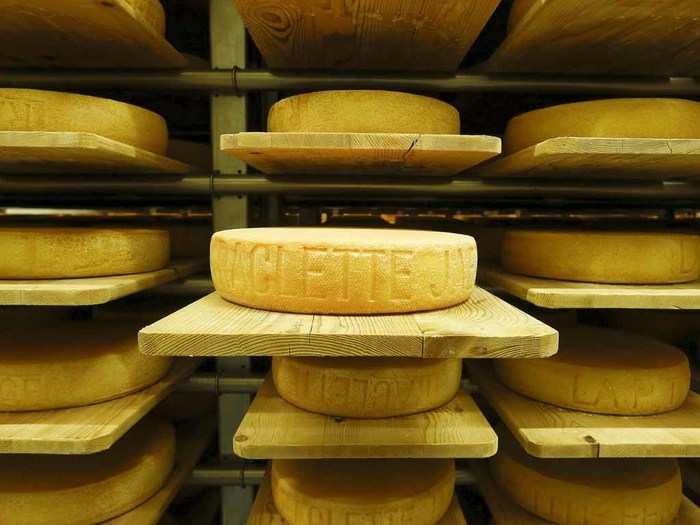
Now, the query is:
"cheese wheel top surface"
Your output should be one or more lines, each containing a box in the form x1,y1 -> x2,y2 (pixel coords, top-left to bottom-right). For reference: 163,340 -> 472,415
501,229 -> 700,284
125,0 -> 166,35
0,227 -> 170,279
504,98 -> 700,154
0,88 -> 168,155
268,90 -> 460,134
494,325 -> 690,415
211,228 -> 477,314
272,356 -> 462,418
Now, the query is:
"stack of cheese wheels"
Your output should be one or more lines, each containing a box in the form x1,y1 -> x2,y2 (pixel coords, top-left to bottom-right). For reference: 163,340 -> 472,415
126,0 -> 166,36
494,325 -> 691,415
271,459 -> 455,525
501,229 -> 700,284
0,417 -> 175,525
0,227 -> 170,279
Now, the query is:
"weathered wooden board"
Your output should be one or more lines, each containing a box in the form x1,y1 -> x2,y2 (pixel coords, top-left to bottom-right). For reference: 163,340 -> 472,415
139,288 -> 558,359
221,133 -> 501,177
469,361 -> 700,458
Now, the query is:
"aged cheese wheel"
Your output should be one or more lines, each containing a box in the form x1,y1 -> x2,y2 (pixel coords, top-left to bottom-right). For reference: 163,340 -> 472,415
504,98 -> 700,155
0,319 -> 172,411
494,325 -> 690,415
501,230 -> 700,284
0,227 -> 170,279
508,0 -> 540,31
271,459 -> 455,525
490,434 -> 682,525
268,91 -> 460,134
211,228 -> 477,314
125,0 -> 166,36
0,88 -> 168,155
272,357 -> 462,418
607,310 -> 700,346
0,417 -> 175,525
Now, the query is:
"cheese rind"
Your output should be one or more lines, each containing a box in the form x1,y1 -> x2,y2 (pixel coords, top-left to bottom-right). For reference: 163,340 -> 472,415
125,0 -> 166,35
272,357 -> 462,418
268,90 -> 460,134
271,459 -> 455,525
211,228 -> 477,314
0,227 -> 170,279
501,230 -> 700,284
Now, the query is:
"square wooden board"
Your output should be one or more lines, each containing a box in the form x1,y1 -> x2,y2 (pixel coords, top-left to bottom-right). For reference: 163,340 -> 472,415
469,361 -> 700,458
221,133 -> 501,177
139,288 -> 558,359
233,375 -> 496,460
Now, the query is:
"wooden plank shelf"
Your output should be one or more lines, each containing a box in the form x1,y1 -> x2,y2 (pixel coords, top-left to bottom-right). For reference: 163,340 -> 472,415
221,133 -> 501,177
138,288 -> 558,359
468,361 -> 700,459
0,0 -> 187,68
233,375 -> 497,460
479,264 -> 700,310
682,459 -> 700,500
0,258 -> 207,306
0,359 -> 201,454
0,132 -> 193,174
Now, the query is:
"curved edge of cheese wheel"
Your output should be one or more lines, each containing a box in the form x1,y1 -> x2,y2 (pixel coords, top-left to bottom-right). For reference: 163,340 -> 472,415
267,90 -> 460,134
501,230 -> 700,284
124,0 -> 166,36
0,88 -> 168,155
272,357 -> 462,418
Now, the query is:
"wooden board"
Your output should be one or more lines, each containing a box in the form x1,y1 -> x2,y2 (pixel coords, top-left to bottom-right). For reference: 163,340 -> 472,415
481,0 -> 700,76
469,361 -> 700,458
221,133 -> 501,177
0,359 -> 201,454
479,265 -> 700,310
0,0 -> 186,68
0,258 -> 207,306
233,375 -> 497,459
139,288 -> 558,359
104,416 -> 216,525
474,138 -> 700,181
0,132 -> 193,174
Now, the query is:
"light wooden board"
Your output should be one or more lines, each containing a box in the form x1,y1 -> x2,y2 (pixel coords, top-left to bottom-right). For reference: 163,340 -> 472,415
104,416 -> 216,525
139,288 -> 558,359
221,133 -> 501,177
0,258 -> 207,306
0,359 -> 201,454
479,265 -> 700,310
0,0 -> 186,68
233,375 -> 497,459
247,472 -> 467,525
682,459 -> 700,499
0,132 -> 193,174
475,138 -> 700,181
469,361 -> 700,458
481,0 -> 700,76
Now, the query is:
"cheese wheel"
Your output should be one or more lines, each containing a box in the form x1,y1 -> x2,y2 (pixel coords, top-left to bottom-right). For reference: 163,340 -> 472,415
271,459 -> 455,525
493,325 -> 690,415
0,417 -> 175,525
490,435 -> 682,525
504,98 -> 700,155
125,0 -> 166,36
0,319 -> 172,411
0,88 -> 168,155
508,0 -> 540,31
272,357 -> 462,418
0,227 -> 170,279
501,230 -> 700,284
607,310 -> 700,346
268,91 -> 460,134
211,228 -> 477,314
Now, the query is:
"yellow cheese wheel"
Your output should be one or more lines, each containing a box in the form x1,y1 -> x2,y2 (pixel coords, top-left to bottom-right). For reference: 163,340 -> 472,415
268,90 -> 460,134
494,325 -> 690,415
0,319 -> 172,411
211,227 -> 477,314
501,230 -> 700,284
508,0 -> 540,31
503,98 -> 700,155
0,417 -> 175,525
125,0 -> 166,36
0,88 -> 168,155
271,459 -> 455,525
607,310 -> 700,346
490,435 -> 682,525
272,357 -> 462,418
0,227 -> 170,279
